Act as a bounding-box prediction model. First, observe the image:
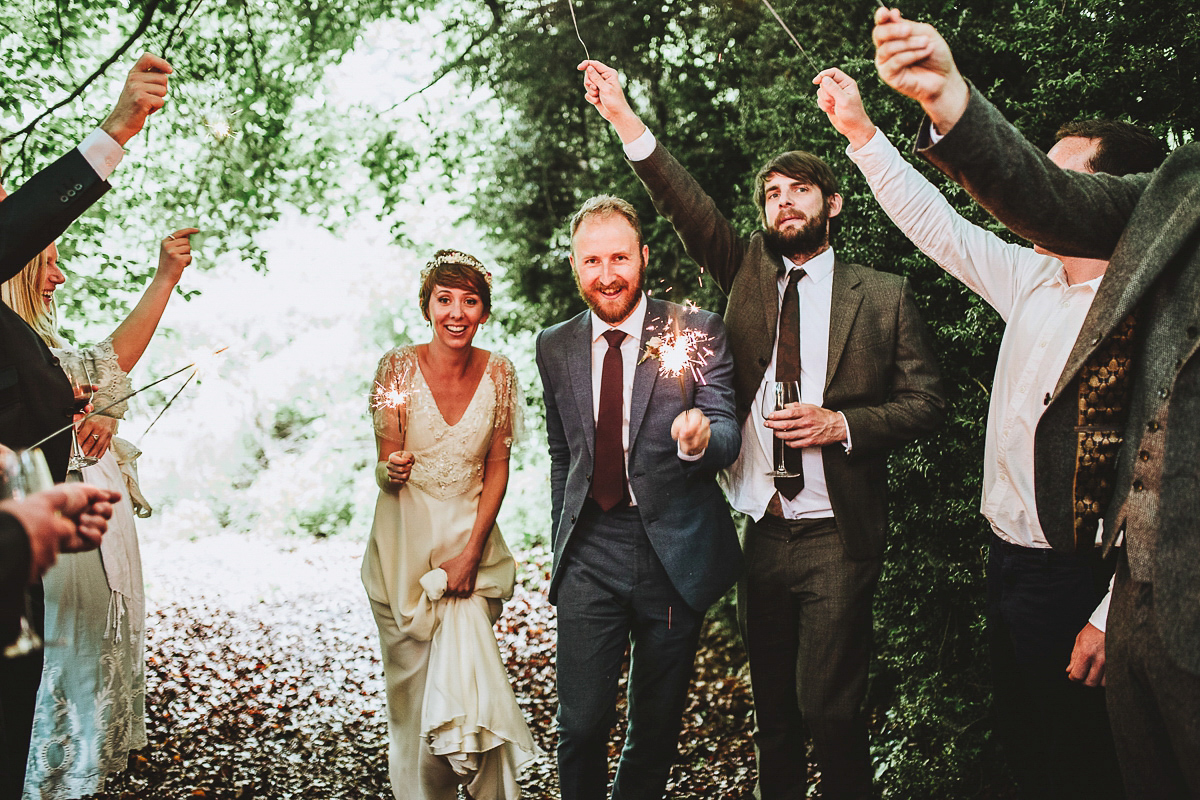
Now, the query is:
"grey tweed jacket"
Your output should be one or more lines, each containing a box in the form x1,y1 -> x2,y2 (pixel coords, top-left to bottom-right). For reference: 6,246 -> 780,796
921,86 -> 1200,675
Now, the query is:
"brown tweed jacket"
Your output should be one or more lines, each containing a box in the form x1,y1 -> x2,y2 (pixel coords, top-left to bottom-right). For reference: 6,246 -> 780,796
921,87 -> 1200,674
629,142 -> 946,560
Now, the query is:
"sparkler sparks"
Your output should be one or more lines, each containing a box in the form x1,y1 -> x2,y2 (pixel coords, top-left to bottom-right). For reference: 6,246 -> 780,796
203,113 -> 237,142
371,382 -> 410,412
642,318 -> 714,410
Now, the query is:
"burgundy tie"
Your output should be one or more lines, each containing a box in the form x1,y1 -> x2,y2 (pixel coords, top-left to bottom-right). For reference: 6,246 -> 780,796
592,330 -> 629,510
775,269 -> 805,499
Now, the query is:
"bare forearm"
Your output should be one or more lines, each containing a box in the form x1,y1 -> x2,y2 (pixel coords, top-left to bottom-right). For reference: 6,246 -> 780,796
110,275 -> 175,372
469,460 -> 510,557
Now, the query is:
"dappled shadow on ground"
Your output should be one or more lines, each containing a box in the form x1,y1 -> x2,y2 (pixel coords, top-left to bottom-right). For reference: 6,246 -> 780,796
87,543 -> 756,799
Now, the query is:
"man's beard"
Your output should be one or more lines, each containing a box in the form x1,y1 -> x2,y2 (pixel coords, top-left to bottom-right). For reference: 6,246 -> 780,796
763,204 -> 830,261
575,261 -> 646,324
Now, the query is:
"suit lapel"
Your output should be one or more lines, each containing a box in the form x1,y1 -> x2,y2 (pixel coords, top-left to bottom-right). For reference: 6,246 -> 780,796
825,259 -> 864,393
1054,170 -> 1200,398
566,312 -> 597,459
629,298 -> 666,446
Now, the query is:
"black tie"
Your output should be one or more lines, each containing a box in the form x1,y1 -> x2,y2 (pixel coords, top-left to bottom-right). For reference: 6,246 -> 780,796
775,269 -> 805,499
592,330 -> 629,510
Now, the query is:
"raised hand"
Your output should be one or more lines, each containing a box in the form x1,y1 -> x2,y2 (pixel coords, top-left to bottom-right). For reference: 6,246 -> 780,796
157,228 -> 200,286
813,68 -> 877,150
872,7 -> 969,133
578,59 -> 647,144
100,53 -> 173,146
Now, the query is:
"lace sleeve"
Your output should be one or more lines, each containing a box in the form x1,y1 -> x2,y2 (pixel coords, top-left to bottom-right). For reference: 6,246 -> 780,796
49,338 -> 133,419
370,346 -> 418,445
487,354 -> 524,459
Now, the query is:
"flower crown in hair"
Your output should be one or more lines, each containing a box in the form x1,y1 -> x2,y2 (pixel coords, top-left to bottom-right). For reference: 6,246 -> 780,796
421,249 -> 493,287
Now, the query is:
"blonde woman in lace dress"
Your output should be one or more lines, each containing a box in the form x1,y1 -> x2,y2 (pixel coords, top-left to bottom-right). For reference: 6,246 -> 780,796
1,230 -> 196,799
364,250 -> 539,800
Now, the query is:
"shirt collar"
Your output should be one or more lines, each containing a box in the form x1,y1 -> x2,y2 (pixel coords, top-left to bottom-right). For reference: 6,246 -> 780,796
590,292 -> 648,343
781,246 -> 836,284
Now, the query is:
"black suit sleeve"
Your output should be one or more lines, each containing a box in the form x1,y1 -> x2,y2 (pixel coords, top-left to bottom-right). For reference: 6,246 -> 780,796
0,512 -> 32,647
0,148 -> 110,281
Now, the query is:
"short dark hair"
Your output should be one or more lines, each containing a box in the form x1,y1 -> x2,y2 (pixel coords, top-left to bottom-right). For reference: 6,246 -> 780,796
418,249 -> 491,320
569,195 -> 644,252
1054,119 -> 1168,177
753,150 -> 841,235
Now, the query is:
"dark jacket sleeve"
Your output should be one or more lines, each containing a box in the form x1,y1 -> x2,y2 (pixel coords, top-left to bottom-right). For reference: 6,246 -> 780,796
0,512 -> 32,647
628,142 -> 750,294
918,85 -> 1150,261
0,148 -> 110,280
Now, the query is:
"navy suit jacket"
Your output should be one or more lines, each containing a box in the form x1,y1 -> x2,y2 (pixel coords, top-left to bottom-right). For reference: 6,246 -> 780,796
536,296 -> 742,612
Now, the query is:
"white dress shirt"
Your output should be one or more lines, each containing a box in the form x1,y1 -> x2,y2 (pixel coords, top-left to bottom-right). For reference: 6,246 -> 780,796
78,129 -> 125,182
849,128 -> 1110,629
589,294 -> 701,506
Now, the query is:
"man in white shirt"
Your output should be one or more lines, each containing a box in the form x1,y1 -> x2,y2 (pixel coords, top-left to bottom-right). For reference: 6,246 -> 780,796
579,61 -> 946,800
815,67 -> 1166,800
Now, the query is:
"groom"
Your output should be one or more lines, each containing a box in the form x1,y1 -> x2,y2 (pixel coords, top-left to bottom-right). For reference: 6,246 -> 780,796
537,195 -> 742,799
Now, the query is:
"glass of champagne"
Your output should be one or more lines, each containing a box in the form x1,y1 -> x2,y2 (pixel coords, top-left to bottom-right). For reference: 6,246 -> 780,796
761,380 -> 802,478
59,352 -> 99,471
1,447 -> 54,658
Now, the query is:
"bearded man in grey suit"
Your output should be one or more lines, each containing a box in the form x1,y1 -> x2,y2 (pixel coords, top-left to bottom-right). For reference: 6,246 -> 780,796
874,8 -> 1200,797
580,61 -> 946,800
537,195 -> 741,800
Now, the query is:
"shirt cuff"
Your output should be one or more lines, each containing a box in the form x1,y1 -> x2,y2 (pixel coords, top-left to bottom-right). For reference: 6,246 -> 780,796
925,120 -> 946,146
623,128 -> 657,162
79,128 -> 124,181
1088,576 -> 1114,632
678,443 -> 704,461
839,411 -> 852,453
845,126 -> 887,158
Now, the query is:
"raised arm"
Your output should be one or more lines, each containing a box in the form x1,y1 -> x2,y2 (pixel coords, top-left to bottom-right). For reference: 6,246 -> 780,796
579,59 -> 748,293
108,229 -> 198,373
817,67 -> 1045,320
872,8 -> 1148,260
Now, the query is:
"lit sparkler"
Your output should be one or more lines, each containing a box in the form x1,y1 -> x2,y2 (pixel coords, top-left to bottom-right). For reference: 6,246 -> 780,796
641,316 -> 713,410
202,112 -> 237,142
371,380 -> 411,440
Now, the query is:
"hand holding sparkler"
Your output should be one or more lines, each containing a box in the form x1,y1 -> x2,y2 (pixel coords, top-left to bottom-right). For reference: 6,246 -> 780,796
671,409 -> 711,456
383,451 -> 415,488
157,228 -> 200,285
814,68 -> 878,151
579,60 -> 648,145
100,53 -> 173,146
872,7 -> 969,135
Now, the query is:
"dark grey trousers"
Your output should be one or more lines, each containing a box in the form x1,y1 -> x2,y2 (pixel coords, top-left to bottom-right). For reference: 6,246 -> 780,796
739,515 -> 880,800
555,503 -> 705,800
1106,555 -> 1200,799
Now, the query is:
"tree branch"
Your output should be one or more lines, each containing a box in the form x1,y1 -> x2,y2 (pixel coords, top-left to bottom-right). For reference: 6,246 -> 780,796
401,0 -> 505,103
1,0 -> 166,147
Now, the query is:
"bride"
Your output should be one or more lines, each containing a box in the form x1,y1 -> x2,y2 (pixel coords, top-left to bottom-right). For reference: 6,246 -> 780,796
363,249 -> 539,800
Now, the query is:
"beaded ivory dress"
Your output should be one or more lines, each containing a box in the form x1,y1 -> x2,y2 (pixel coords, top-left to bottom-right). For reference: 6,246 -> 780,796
362,346 -> 539,800
24,339 -> 150,800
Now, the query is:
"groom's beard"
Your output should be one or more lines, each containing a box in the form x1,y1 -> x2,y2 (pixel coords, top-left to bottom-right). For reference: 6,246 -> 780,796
763,203 -> 830,262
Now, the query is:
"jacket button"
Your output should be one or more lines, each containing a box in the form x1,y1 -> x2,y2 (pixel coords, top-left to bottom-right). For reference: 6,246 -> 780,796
1187,326 -> 1199,339
569,514 -> 576,524
1133,480 -> 1145,492
73,183 -> 83,191
1147,421 -> 1160,432
1158,387 -> 1170,400
59,195 -> 69,203
1139,450 -> 1150,462
585,473 -> 591,481
758,356 -> 769,366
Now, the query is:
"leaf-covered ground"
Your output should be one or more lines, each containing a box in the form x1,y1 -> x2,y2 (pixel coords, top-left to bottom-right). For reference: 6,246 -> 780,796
88,534 -> 757,799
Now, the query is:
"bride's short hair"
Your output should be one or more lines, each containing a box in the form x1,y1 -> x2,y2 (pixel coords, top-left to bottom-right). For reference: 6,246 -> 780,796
419,249 -> 492,320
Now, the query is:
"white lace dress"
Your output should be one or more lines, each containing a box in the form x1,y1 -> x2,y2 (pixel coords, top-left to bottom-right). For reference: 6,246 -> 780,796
362,346 -> 539,800
24,339 -> 149,800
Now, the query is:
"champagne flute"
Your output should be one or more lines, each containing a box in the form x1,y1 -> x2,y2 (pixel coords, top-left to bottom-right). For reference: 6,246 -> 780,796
761,380 -> 802,478
1,447 -> 54,658
59,352 -> 99,471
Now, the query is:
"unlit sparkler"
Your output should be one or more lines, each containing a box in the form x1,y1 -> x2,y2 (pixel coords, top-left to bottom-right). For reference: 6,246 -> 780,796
759,0 -> 821,73
139,347 -> 229,440
565,0 -> 592,62
27,348 -> 229,454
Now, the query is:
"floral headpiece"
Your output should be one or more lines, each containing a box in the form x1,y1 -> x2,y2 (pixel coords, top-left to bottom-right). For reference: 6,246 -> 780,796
420,249 -> 493,287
